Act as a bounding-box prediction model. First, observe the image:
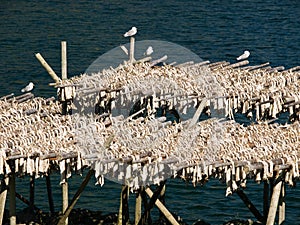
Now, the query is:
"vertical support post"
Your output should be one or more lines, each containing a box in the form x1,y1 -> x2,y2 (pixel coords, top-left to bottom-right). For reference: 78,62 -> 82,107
29,175 -> 35,212
129,37 -> 135,63
9,172 -> 16,225
61,41 -> 67,80
263,180 -> 269,222
62,180 -> 68,225
135,189 -> 142,225
0,177 -> 9,225
46,174 -> 55,214
266,180 -> 282,225
278,182 -> 285,225
118,185 -> 129,225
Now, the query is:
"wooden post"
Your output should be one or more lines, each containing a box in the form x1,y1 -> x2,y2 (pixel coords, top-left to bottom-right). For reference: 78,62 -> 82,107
35,53 -> 61,83
9,172 -> 16,225
61,41 -> 67,80
145,187 -> 180,225
236,188 -> 264,222
159,184 -> 166,220
266,180 -> 282,225
135,189 -> 142,225
62,180 -> 68,225
278,182 -> 285,225
29,175 -> 35,212
57,170 -> 94,225
118,185 -> 129,225
129,37 -> 135,63
46,174 -> 55,214
0,178 -> 9,225
263,180 -> 269,222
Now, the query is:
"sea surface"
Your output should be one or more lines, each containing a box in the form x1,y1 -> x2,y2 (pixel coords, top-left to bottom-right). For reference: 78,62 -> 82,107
1,1 -> 300,224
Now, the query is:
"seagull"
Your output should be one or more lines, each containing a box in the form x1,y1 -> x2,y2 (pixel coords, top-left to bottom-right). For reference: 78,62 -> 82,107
123,27 -> 137,37
237,50 -> 250,61
21,82 -> 34,92
144,46 -> 153,56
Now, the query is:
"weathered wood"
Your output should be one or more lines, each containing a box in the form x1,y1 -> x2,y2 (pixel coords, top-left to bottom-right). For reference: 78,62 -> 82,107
278,182 -> 285,225
129,37 -> 135,63
35,53 -> 61,83
145,187 -> 180,225
61,41 -> 67,80
263,180 -> 269,222
150,55 -> 168,67
46,174 -> 55,214
62,180 -> 69,225
118,185 -> 129,225
236,188 -> 264,222
9,172 -> 16,225
57,170 -> 94,225
135,189 -> 142,225
188,98 -> 207,128
29,175 -> 35,212
266,180 -> 282,225
0,178 -> 9,225
15,192 -> 41,213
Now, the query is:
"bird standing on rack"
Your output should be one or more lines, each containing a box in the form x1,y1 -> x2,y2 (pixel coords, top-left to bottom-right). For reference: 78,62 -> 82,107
21,82 -> 34,92
236,50 -> 250,61
123,27 -> 137,37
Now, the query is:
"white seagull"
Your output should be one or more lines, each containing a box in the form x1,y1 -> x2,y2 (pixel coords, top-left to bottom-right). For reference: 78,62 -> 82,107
144,46 -> 153,56
236,50 -> 250,61
123,27 -> 137,37
21,82 -> 34,92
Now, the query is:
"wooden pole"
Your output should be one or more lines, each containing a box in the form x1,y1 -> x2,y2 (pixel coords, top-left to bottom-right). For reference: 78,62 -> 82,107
46,174 -> 55,214
145,187 -> 180,225
35,53 -> 61,83
266,180 -> 282,225
61,41 -> 67,80
57,170 -> 94,225
129,37 -> 135,63
62,180 -> 68,225
263,180 -> 269,222
9,172 -> 16,225
135,189 -> 142,225
236,188 -> 264,222
118,185 -> 129,225
278,182 -> 285,225
159,184 -> 166,220
0,178 -> 9,225
188,98 -> 207,128
29,175 -> 35,212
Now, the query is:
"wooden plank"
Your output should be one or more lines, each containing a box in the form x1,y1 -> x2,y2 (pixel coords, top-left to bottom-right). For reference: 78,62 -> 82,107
62,181 -> 68,225
188,98 -> 207,128
266,180 -> 282,225
135,189 -> 142,225
129,37 -> 135,63
117,185 -> 129,225
57,170 -> 94,225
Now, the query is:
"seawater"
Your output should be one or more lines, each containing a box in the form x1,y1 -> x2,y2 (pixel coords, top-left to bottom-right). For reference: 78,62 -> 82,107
1,1 -> 300,224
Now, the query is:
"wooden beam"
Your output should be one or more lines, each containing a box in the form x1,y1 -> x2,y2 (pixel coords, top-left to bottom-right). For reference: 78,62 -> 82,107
35,53 -> 61,83
236,188 -> 264,222
61,41 -> 67,80
135,189 -> 142,225
118,185 -> 129,225
29,175 -> 35,212
145,187 -> 180,225
9,172 -> 16,225
0,178 -> 9,225
266,181 -> 282,225
46,174 -> 55,214
15,192 -> 41,213
57,170 -> 94,225
263,180 -> 269,223
129,37 -> 135,63
278,182 -> 285,225
62,180 -> 68,225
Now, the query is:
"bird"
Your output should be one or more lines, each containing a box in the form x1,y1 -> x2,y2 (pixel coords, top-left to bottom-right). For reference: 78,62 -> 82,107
21,82 -> 34,92
144,46 -> 153,56
123,27 -> 137,37
236,50 -> 250,61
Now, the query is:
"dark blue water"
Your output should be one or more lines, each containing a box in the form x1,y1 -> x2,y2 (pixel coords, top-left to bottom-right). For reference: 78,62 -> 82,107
1,1 -> 300,224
